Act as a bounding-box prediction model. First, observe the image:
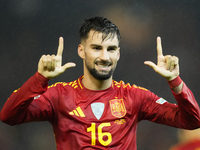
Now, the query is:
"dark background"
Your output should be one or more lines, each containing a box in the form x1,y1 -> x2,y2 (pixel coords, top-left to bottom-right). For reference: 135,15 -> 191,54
0,0 -> 200,150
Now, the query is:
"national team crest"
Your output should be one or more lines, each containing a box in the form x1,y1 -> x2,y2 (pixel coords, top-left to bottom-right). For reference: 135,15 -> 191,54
109,99 -> 126,118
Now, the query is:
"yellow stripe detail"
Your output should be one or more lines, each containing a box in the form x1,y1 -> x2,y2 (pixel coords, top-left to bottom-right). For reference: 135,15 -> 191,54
112,80 -> 114,87
78,78 -> 83,89
14,88 -> 20,93
69,111 -> 74,115
76,107 -> 85,117
73,110 -> 79,116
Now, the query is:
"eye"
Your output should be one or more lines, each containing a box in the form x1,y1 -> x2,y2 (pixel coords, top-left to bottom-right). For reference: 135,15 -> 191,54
93,47 -> 101,50
108,47 -> 117,52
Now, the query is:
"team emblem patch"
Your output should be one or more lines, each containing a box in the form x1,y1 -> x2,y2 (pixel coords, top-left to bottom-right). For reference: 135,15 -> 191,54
109,99 -> 126,118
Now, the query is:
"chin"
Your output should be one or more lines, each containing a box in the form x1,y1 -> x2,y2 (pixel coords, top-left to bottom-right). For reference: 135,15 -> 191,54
86,63 -> 115,80
91,70 -> 113,80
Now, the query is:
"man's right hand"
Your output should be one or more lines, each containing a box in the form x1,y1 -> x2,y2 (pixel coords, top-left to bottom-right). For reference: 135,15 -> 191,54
38,37 -> 76,79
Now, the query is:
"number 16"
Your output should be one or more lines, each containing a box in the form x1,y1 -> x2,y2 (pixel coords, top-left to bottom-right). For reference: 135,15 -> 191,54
87,123 -> 112,146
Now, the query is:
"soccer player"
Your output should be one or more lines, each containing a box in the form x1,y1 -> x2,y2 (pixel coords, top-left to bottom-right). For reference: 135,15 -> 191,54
1,16 -> 200,150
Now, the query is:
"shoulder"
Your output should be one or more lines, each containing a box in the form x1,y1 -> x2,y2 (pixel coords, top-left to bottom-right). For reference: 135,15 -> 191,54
112,80 -> 156,100
113,80 -> 148,92
47,79 -> 80,91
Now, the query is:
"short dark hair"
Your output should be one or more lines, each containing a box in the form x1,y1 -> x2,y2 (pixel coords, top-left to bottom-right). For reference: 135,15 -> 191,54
79,16 -> 121,43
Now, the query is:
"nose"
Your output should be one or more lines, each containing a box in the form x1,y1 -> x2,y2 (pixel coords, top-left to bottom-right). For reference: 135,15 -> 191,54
99,49 -> 109,61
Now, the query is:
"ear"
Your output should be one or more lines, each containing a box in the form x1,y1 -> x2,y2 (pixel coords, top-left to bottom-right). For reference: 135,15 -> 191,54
117,47 -> 120,61
78,44 -> 85,59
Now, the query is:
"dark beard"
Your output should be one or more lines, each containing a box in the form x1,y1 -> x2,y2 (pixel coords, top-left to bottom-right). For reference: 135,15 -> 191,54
85,59 -> 116,80
88,67 -> 114,80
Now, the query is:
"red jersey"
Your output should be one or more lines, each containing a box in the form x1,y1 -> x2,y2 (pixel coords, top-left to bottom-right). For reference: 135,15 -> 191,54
1,72 -> 200,150
169,140 -> 200,150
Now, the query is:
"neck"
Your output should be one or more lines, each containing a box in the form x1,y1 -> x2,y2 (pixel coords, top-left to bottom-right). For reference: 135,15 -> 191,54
82,74 -> 112,90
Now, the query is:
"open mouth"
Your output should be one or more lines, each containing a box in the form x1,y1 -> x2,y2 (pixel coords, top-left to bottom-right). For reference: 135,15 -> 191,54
95,61 -> 112,70
97,64 -> 110,68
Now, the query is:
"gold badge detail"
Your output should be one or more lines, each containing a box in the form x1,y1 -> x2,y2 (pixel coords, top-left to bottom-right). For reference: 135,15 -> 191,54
109,99 -> 126,118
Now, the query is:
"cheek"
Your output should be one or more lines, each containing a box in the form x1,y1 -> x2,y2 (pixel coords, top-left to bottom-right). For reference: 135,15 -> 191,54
85,54 -> 96,67
85,52 -> 95,60
110,54 -> 119,63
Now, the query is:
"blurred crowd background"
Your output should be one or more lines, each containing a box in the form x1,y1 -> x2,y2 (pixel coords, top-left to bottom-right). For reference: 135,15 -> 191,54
0,0 -> 200,150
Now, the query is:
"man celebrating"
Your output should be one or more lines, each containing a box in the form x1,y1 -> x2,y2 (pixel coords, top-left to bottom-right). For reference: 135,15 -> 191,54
1,16 -> 200,150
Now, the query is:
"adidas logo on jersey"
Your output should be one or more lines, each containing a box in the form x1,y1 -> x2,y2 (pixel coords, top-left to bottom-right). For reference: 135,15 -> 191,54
69,106 -> 85,117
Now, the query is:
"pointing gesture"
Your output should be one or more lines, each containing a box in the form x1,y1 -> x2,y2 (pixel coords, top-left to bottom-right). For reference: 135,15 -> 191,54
144,37 -> 179,81
38,37 -> 76,79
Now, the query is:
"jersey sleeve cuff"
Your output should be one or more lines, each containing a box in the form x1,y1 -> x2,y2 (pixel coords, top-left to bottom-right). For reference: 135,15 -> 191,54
35,71 -> 49,87
168,76 -> 183,89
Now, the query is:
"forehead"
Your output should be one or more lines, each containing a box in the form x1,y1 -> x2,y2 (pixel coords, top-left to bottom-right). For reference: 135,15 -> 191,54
85,30 -> 119,46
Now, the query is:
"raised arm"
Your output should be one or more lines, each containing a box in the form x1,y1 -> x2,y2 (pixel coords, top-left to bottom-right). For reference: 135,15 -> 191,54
142,37 -> 200,129
144,37 -> 182,94
1,37 -> 76,125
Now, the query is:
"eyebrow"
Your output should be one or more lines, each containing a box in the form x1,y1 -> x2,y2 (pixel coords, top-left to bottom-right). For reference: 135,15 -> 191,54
90,44 -> 118,49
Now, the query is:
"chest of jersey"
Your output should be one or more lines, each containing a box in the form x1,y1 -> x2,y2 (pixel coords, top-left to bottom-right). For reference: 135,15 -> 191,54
54,88 -> 139,149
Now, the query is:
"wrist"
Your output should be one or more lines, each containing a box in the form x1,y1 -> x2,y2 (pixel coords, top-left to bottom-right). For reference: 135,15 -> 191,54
36,71 -> 49,87
168,76 -> 182,88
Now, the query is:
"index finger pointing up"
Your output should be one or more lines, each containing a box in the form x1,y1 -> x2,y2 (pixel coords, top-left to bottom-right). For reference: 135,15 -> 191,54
57,37 -> 64,56
157,36 -> 163,56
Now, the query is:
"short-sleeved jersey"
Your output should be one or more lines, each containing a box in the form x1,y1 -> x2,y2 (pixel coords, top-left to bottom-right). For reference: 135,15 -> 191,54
1,72 -> 200,150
